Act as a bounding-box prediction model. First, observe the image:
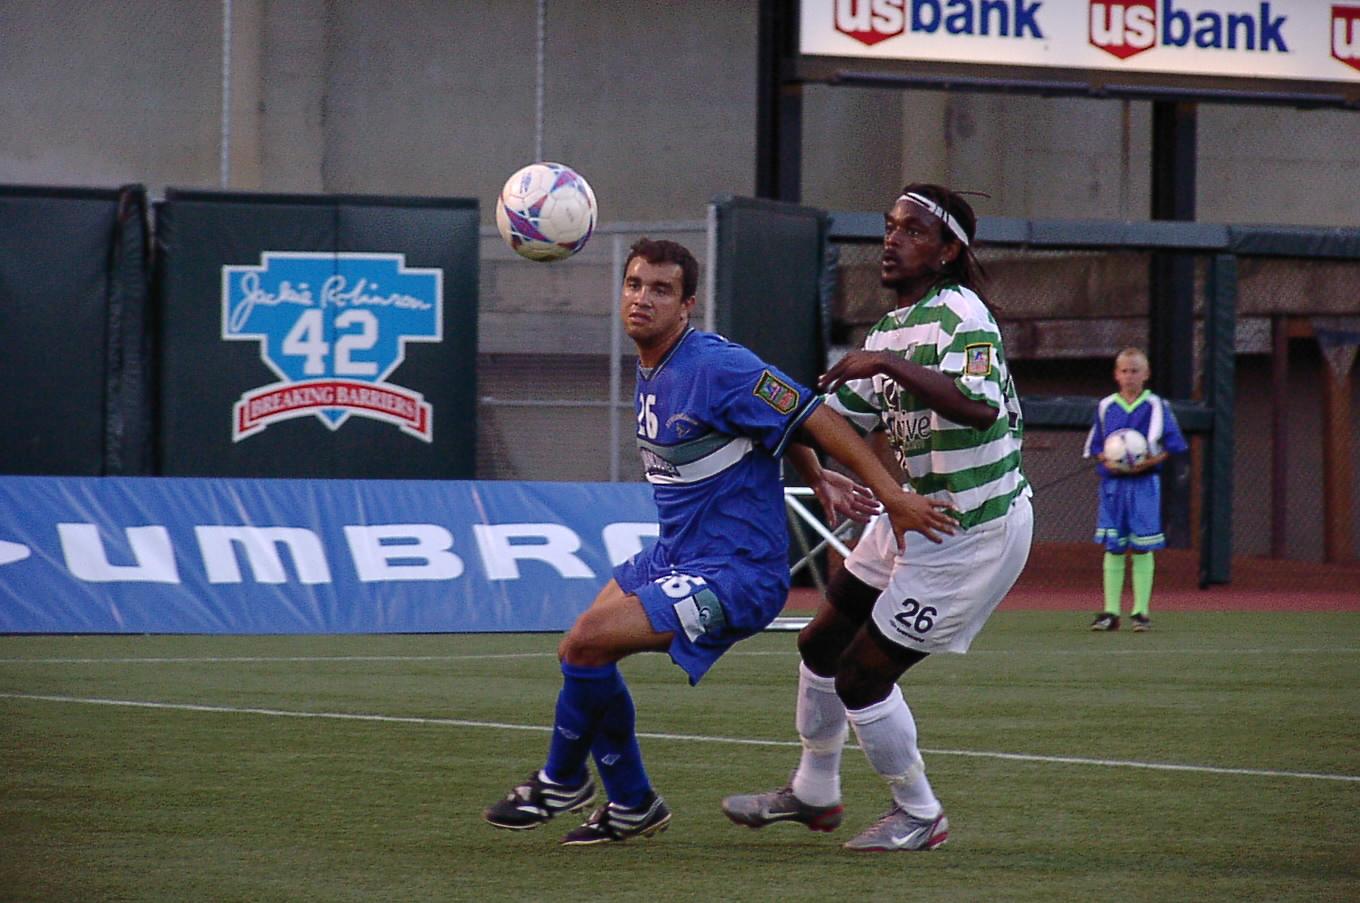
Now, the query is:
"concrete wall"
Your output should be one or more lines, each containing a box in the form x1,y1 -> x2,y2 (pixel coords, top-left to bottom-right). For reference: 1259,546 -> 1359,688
0,0 -> 761,223
3,1 -> 1357,225
0,2 -> 224,188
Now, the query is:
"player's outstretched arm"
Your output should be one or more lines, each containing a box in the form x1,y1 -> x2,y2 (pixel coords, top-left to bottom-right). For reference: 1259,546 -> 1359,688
819,350 -> 996,431
786,443 -> 880,526
797,406 -> 956,546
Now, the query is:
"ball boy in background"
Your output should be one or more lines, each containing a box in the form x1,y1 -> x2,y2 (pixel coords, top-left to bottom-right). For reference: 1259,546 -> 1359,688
1085,347 -> 1189,632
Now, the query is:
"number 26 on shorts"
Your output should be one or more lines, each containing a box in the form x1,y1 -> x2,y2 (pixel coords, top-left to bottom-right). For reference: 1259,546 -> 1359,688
892,598 -> 937,639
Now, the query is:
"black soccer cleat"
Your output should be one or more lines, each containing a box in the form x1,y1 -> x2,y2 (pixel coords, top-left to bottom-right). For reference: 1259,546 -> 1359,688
1130,613 -> 1151,631
484,771 -> 596,831
559,791 -> 672,845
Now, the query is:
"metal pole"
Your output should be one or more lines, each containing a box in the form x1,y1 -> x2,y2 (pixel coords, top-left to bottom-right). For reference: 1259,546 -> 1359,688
535,0 -> 545,162
220,0 -> 233,188
704,203 -> 717,334
1119,99 -> 1132,219
609,234 -> 624,482
756,0 -> 802,201
1200,254 -> 1236,586
1150,100 -> 1197,549
1270,314 -> 1289,557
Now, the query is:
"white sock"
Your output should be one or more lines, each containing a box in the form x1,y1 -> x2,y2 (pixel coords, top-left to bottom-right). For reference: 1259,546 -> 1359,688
789,662 -> 847,807
846,684 -> 942,820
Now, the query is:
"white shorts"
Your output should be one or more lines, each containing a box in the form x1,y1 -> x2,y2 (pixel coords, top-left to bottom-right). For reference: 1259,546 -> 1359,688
844,494 -> 1033,655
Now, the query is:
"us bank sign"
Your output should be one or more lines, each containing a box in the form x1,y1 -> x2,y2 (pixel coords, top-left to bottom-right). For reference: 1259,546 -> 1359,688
801,0 -> 1360,84
222,252 -> 442,442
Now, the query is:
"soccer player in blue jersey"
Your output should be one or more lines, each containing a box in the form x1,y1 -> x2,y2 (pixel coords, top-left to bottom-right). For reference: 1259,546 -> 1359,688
1085,347 -> 1189,631
483,237 -> 955,845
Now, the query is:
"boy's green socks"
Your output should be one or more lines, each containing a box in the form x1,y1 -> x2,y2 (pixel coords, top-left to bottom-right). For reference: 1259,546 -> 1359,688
1103,552 -> 1125,615
1131,552 -> 1155,616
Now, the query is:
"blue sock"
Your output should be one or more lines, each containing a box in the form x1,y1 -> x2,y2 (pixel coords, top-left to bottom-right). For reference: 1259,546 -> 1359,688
543,662 -> 621,787
590,674 -> 652,808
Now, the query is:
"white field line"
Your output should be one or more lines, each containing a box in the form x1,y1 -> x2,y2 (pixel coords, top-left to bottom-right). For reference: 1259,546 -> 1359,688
2,647 -> 1358,665
2,691 -> 1357,785
0,653 -> 553,665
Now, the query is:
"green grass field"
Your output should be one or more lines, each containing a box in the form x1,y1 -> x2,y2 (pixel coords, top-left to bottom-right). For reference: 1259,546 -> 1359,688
2,612 -> 1358,902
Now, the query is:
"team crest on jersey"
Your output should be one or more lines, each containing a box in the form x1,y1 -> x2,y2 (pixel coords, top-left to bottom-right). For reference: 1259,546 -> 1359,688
666,412 -> 703,439
222,252 -> 442,442
754,370 -> 799,414
965,343 -> 993,377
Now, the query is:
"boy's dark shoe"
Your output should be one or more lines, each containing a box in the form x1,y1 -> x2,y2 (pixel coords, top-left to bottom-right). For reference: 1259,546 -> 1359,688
1090,612 -> 1120,631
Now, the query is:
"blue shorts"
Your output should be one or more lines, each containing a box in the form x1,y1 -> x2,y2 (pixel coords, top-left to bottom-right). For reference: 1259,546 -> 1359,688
613,545 -> 788,685
1094,474 -> 1165,552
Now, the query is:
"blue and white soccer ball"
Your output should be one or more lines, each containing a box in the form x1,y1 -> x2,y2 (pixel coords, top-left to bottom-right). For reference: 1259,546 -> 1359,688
1103,428 -> 1149,473
495,162 -> 597,262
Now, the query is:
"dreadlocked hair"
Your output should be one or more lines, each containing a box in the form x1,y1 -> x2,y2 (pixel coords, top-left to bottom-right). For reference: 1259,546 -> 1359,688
900,182 -> 992,307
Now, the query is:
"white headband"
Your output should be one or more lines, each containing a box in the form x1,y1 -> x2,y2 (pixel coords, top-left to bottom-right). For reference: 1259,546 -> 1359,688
900,192 -> 970,246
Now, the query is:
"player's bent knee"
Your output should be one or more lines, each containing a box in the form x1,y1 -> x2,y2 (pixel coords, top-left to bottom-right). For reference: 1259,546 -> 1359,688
559,617 -> 613,667
833,658 -> 896,712
558,596 -> 665,667
797,620 -> 850,677
559,633 -> 613,668
825,568 -> 879,623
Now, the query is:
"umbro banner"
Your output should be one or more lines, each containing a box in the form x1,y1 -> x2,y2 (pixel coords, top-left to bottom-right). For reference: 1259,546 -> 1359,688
0,476 -> 658,634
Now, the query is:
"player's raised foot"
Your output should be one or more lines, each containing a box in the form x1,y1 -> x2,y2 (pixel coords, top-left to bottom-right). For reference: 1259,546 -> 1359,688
721,784 -> 844,832
1130,613 -> 1151,631
1090,612 -> 1120,631
842,806 -> 948,852
559,791 -> 672,845
483,771 -> 596,830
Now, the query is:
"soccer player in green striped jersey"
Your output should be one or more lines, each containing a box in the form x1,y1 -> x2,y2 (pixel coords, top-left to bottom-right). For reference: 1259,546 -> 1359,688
722,184 -> 1033,852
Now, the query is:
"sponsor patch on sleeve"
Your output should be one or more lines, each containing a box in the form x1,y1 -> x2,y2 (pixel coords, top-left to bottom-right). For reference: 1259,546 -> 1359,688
964,343 -> 993,377
753,370 -> 800,414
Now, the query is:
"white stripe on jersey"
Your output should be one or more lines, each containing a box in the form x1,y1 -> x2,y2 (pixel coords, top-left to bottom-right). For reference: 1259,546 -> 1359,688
640,436 -> 754,485
915,433 -> 1022,477
920,465 -> 1029,518
1147,396 -> 1166,451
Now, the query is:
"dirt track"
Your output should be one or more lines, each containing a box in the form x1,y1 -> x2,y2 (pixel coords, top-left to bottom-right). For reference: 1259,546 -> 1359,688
786,542 -> 1360,614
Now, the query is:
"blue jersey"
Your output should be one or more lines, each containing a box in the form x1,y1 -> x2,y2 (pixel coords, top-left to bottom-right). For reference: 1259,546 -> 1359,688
613,328 -> 821,683
1084,390 -> 1188,480
630,328 -> 820,569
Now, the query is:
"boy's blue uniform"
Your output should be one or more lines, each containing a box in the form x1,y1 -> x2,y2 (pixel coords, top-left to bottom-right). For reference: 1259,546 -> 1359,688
614,328 -> 820,683
1084,390 -> 1189,552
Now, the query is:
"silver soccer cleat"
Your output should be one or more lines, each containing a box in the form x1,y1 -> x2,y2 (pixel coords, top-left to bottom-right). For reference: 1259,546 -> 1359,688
720,784 -> 845,832
842,806 -> 949,852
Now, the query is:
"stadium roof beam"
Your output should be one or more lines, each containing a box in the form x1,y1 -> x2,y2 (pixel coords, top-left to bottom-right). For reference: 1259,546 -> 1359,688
819,70 -> 1360,111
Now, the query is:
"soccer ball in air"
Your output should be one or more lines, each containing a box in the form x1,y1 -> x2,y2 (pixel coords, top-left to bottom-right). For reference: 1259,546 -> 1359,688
495,162 -> 597,262
1102,428 -> 1149,473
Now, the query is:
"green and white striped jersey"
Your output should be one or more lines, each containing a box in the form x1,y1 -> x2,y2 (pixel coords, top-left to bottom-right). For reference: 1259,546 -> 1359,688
826,283 -> 1029,530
